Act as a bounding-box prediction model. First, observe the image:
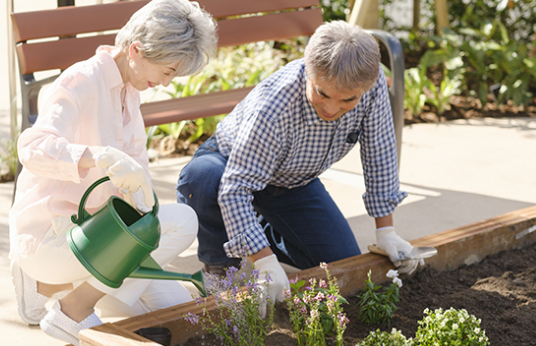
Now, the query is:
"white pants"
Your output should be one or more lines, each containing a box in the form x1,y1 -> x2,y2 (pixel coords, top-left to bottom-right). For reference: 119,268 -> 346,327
18,203 -> 198,318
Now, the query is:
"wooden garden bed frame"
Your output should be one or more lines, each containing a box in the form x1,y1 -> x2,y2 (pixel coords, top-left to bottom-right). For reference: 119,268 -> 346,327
80,205 -> 536,345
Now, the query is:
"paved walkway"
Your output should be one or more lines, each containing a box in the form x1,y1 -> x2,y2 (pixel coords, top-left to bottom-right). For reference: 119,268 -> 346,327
1,110 -> 536,344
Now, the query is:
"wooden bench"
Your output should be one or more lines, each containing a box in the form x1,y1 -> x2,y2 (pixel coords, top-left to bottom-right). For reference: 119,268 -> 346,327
11,0 -> 405,182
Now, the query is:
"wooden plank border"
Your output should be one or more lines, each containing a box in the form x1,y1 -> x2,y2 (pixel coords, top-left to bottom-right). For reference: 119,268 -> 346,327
80,205 -> 536,346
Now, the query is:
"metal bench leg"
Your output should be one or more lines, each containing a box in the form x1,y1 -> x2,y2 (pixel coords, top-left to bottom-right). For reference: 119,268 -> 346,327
366,30 -> 405,169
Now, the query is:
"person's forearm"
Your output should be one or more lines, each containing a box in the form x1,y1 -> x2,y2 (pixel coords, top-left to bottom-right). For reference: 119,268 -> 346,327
375,214 -> 393,229
249,246 -> 274,263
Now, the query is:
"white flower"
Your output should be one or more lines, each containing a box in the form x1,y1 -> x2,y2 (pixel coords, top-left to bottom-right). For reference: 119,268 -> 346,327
393,277 -> 403,288
453,323 -> 458,330
386,269 -> 399,279
459,316 -> 465,323
475,327 -> 480,334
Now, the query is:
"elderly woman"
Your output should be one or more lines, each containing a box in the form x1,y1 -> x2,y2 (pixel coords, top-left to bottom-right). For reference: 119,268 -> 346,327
8,0 -> 216,344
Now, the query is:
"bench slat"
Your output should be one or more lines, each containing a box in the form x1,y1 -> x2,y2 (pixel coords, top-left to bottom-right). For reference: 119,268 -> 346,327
140,86 -> 255,127
16,34 -> 116,75
199,0 -> 320,19
16,9 -> 322,75
218,8 -> 323,47
11,1 -> 146,43
12,0 -> 320,43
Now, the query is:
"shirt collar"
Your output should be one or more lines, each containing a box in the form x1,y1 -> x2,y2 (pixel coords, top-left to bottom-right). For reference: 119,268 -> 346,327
301,69 -> 322,126
95,46 -> 126,91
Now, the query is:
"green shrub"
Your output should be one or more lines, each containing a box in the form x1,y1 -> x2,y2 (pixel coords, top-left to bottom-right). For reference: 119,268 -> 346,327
149,41 -> 295,146
357,328 -> 414,346
416,307 -> 490,346
357,270 -> 401,326
0,132 -> 18,176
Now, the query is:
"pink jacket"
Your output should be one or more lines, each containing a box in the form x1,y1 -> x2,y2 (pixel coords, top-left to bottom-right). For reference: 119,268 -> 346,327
9,46 -> 150,260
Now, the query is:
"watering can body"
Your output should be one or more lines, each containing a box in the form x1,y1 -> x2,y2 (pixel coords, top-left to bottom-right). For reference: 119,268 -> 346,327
67,177 -> 205,296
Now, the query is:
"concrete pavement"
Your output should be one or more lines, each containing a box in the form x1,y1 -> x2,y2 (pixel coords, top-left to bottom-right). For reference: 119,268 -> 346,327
1,111 -> 536,345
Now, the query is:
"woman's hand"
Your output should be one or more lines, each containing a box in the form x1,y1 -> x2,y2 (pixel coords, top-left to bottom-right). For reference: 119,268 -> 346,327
95,146 -> 155,207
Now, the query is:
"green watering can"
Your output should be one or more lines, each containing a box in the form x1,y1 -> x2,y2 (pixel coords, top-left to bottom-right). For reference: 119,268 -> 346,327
67,176 -> 206,296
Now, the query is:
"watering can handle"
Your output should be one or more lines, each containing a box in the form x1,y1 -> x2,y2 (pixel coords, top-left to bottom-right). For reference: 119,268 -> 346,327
71,176 -> 159,225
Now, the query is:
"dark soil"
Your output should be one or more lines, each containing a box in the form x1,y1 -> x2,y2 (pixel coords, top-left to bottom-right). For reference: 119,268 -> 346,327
405,95 -> 536,125
181,242 -> 536,345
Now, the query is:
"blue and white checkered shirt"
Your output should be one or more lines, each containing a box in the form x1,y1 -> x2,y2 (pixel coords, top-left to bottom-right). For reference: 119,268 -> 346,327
216,59 -> 407,258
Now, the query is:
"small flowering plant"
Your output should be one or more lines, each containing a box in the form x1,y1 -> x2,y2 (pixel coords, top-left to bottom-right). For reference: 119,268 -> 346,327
357,328 -> 414,346
357,269 -> 402,326
285,262 -> 349,346
416,307 -> 490,346
183,259 -> 273,346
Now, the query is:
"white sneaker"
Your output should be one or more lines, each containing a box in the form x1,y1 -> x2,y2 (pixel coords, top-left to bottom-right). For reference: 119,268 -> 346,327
41,301 -> 102,346
11,261 -> 49,325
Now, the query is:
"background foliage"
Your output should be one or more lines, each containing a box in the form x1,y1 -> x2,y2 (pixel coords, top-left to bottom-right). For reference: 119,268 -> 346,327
146,0 -> 536,152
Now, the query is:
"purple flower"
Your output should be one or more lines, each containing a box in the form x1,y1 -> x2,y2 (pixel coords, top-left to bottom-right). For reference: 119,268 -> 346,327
246,280 -> 259,293
283,289 -> 291,300
184,312 -> 199,325
251,269 -> 260,279
337,312 -> 349,327
294,296 -> 301,306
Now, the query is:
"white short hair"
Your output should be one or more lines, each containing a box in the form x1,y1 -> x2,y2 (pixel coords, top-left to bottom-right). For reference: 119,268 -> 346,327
115,0 -> 217,77
304,21 -> 380,91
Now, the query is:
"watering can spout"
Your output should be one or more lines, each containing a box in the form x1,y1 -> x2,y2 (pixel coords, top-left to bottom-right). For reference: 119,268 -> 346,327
132,257 -> 206,297
131,267 -> 206,297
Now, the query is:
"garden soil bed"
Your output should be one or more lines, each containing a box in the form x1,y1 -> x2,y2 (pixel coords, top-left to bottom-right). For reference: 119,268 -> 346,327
182,241 -> 536,345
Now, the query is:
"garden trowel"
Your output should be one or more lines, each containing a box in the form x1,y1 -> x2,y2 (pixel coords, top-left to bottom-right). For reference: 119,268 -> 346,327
367,243 -> 437,261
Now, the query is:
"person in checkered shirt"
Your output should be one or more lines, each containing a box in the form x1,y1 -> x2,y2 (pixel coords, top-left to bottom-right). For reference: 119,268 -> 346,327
177,21 -> 418,306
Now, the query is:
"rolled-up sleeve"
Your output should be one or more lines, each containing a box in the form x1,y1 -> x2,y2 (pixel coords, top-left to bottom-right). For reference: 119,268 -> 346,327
360,69 -> 407,217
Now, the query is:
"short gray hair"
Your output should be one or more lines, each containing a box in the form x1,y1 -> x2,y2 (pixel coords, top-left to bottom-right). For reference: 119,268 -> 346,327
304,21 -> 380,91
115,0 -> 217,77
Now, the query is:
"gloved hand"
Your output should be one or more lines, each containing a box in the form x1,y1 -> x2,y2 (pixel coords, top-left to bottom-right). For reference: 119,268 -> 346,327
120,188 -> 152,213
375,226 -> 422,275
254,254 -> 289,318
95,146 -> 155,208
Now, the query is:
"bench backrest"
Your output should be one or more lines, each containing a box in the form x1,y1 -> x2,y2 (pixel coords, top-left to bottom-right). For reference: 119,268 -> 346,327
12,0 -> 323,76
10,0 -> 405,200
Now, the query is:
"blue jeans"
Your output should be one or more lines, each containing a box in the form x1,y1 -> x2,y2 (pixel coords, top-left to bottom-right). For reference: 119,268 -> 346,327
176,136 -> 361,270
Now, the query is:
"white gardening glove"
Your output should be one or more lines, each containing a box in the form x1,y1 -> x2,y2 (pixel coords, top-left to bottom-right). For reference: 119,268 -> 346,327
120,188 -> 152,213
95,146 -> 155,208
254,254 -> 290,318
375,226 -> 421,275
